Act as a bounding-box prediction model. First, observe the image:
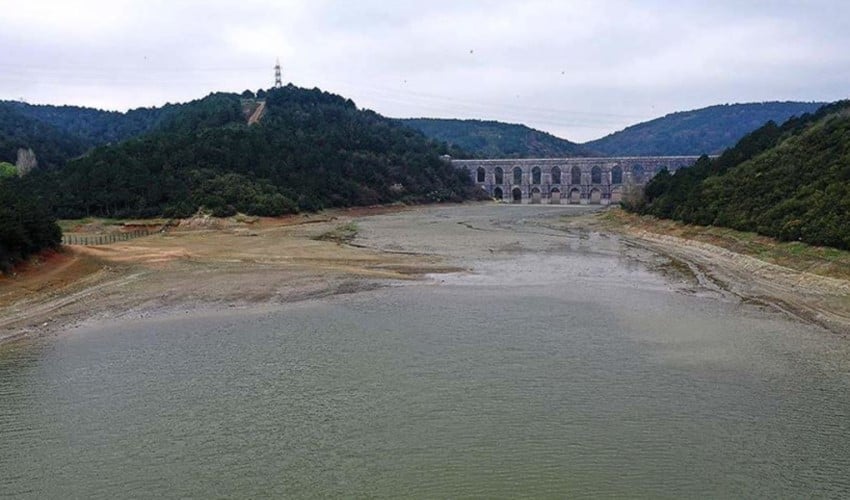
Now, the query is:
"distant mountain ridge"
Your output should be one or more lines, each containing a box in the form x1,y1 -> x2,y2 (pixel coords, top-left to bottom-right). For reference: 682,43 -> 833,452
584,101 -> 826,156
402,102 -> 826,158
400,118 -> 589,159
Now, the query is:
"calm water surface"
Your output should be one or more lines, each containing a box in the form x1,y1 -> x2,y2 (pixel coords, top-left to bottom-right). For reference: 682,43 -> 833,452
1,206 -> 849,498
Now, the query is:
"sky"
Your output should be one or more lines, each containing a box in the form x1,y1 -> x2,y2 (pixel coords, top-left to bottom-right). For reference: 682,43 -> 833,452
1,0 -> 848,142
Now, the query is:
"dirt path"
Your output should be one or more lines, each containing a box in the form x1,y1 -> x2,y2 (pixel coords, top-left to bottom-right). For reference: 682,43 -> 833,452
247,100 -> 266,125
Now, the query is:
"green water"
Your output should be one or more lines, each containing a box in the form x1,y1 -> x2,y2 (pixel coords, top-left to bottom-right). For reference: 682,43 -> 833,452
1,207 -> 849,498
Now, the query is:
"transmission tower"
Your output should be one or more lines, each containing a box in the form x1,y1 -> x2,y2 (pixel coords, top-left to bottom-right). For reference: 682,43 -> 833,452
274,58 -> 283,88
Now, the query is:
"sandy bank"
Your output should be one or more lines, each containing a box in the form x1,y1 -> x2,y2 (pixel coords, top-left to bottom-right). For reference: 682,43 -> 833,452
0,205 -> 456,345
590,210 -> 850,337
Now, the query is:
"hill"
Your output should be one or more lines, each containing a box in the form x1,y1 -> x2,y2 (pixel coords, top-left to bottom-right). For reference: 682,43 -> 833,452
4,101 -> 166,149
0,104 -> 91,169
585,102 -> 825,156
0,95 -> 246,169
400,118 -> 589,158
25,86 -> 479,219
633,101 -> 850,249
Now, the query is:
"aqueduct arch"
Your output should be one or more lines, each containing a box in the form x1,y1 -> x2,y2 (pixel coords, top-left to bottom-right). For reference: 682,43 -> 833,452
454,155 -> 702,205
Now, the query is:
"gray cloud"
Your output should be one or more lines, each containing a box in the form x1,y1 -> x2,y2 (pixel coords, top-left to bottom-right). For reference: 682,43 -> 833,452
1,0 -> 847,141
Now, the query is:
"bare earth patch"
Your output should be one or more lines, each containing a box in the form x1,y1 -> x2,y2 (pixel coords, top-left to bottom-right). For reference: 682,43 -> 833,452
0,205 -> 454,344
3,203 -> 850,344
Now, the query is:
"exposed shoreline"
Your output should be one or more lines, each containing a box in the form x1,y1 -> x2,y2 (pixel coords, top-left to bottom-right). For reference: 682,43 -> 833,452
586,210 -> 850,337
2,203 -> 849,346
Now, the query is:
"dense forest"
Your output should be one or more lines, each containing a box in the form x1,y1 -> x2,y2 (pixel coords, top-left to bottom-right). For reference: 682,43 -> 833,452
4,101 -> 164,148
0,104 -> 91,169
400,118 -> 589,158
21,86 -> 481,219
0,95 -> 249,169
0,176 -> 62,272
631,101 -> 850,249
585,102 -> 824,156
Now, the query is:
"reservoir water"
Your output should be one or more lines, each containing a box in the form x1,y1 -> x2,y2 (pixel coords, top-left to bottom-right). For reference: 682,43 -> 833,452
1,206 -> 849,498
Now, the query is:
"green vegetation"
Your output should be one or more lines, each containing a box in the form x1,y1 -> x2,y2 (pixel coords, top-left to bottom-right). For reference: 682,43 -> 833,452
400,104 -> 823,158
0,94 -> 244,170
0,162 -> 15,178
585,102 -> 824,156
4,101 -> 165,151
0,104 -> 90,169
400,118 -> 588,158
631,101 -> 850,250
21,86 -> 481,219
0,176 -> 62,273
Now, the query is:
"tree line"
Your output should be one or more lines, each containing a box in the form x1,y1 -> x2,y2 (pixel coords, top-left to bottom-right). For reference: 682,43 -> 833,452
628,101 -> 850,249
0,176 -> 62,273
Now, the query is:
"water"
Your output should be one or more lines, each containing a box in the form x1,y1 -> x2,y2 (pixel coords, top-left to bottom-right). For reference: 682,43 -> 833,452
1,206 -> 849,498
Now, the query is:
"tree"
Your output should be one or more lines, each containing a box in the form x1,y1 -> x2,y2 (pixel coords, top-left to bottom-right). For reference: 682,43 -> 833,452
0,162 -> 15,178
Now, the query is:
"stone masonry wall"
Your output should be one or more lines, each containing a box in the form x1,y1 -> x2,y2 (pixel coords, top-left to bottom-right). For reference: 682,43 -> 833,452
452,156 -> 701,204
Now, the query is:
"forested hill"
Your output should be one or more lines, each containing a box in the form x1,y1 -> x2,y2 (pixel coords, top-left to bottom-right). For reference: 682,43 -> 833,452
5,101 -> 164,148
0,104 -> 89,169
633,101 -> 850,249
585,102 -> 825,156
0,95 -> 245,169
25,86 -> 479,219
400,118 -> 589,158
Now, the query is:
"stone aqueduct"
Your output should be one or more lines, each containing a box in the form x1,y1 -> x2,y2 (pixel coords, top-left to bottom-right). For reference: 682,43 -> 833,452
452,156 -> 701,204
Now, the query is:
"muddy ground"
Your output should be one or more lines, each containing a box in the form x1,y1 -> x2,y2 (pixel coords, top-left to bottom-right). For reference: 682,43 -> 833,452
2,203 -> 849,344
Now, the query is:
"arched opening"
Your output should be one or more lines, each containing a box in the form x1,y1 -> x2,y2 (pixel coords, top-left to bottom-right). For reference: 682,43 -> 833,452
571,166 -> 582,185
494,167 -> 504,185
512,187 -> 522,203
551,166 -> 561,185
531,166 -> 542,185
476,167 -> 486,183
591,166 -> 602,184
610,187 -> 623,204
611,165 -> 623,184
493,187 -> 503,200
530,186 -> 542,204
513,167 -> 523,185
589,188 -> 602,204
550,187 -> 561,204
632,164 -> 645,183
569,188 -> 581,204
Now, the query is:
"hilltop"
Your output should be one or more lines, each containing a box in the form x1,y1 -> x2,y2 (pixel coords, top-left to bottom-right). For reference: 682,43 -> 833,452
585,102 -> 825,156
402,102 -> 824,158
400,118 -> 589,158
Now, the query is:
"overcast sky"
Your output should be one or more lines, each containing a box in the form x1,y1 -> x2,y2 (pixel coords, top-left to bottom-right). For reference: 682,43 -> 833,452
1,0 -> 848,141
